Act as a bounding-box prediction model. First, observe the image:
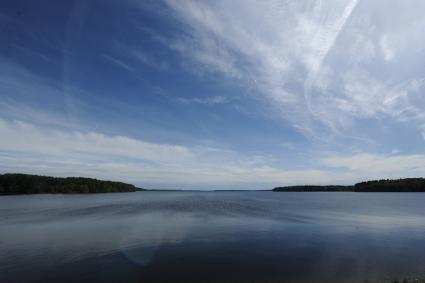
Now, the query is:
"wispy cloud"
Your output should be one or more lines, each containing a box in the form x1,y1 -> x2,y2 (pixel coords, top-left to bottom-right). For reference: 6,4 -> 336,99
0,56 -> 88,124
322,153 -> 425,181
163,0 -> 425,142
102,54 -> 134,72
2,117 -> 425,188
108,40 -> 171,72
177,95 -> 227,105
132,50 -> 170,71
2,1 -> 425,189
0,118 -> 195,164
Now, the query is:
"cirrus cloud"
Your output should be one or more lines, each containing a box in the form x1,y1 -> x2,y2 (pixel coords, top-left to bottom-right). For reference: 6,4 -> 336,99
163,0 -> 425,142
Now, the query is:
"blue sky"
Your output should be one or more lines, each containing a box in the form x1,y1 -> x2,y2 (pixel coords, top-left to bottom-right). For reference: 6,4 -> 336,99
1,0 -> 425,189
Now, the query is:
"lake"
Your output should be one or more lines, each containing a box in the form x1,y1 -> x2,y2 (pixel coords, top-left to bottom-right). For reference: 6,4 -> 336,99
1,191 -> 425,283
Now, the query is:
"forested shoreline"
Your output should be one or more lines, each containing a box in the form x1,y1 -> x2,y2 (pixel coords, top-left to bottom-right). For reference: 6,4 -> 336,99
2,173 -> 425,194
274,178 -> 425,192
0,174 -> 142,194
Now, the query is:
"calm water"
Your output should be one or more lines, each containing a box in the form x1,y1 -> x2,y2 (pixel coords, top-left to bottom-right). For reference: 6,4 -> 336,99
1,191 -> 425,283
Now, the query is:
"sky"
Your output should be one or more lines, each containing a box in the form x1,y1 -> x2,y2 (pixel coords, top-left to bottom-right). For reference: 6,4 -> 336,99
1,0 -> 425,189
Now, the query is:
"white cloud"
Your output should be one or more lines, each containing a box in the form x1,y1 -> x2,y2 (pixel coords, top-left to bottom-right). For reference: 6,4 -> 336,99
338,73 -> 416,119
2,117 -> 425,188
163,0 -> 425,141
0,118 -> 195,164
280,142 -> 296,150
3,2 -> 425,189
177,95 -> 227,105
132,50 -> 170,71
0,117 -> 348,188
102,54 -> 135,72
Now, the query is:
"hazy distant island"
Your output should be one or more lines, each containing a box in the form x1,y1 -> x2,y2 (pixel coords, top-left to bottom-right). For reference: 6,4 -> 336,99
273,178 -> 425,192
0,173 -> 143,195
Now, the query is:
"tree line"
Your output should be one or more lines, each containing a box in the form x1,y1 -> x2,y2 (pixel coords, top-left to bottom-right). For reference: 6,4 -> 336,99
0,173 -> 142,195
354,178 -> 425,192
274,178 -> 425,192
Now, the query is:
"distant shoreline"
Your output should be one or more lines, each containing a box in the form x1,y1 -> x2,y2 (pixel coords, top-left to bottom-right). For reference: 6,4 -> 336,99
2,173 -> 425,194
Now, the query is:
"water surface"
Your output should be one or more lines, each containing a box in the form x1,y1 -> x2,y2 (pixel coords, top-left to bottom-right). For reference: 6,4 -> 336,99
1,191 -> 425,282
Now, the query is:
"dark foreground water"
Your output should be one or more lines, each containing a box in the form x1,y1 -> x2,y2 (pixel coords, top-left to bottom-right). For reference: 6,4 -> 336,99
1,191 -> 425,283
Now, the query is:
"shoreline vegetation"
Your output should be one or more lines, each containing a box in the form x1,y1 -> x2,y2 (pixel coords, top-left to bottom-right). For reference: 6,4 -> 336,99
0,173 -> 143,195
273,178 -> 425,192
2,173 -> 425,194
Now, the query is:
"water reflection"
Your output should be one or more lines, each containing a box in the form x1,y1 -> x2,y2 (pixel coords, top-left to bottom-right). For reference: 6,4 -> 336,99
1,192 -> 425,282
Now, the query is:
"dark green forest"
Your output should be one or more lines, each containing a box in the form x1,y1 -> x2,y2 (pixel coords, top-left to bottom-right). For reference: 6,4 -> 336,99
274,178 -> 425,192
0,174 -> 142,194
355,178 -> 425,192
2,174 -> 425,194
